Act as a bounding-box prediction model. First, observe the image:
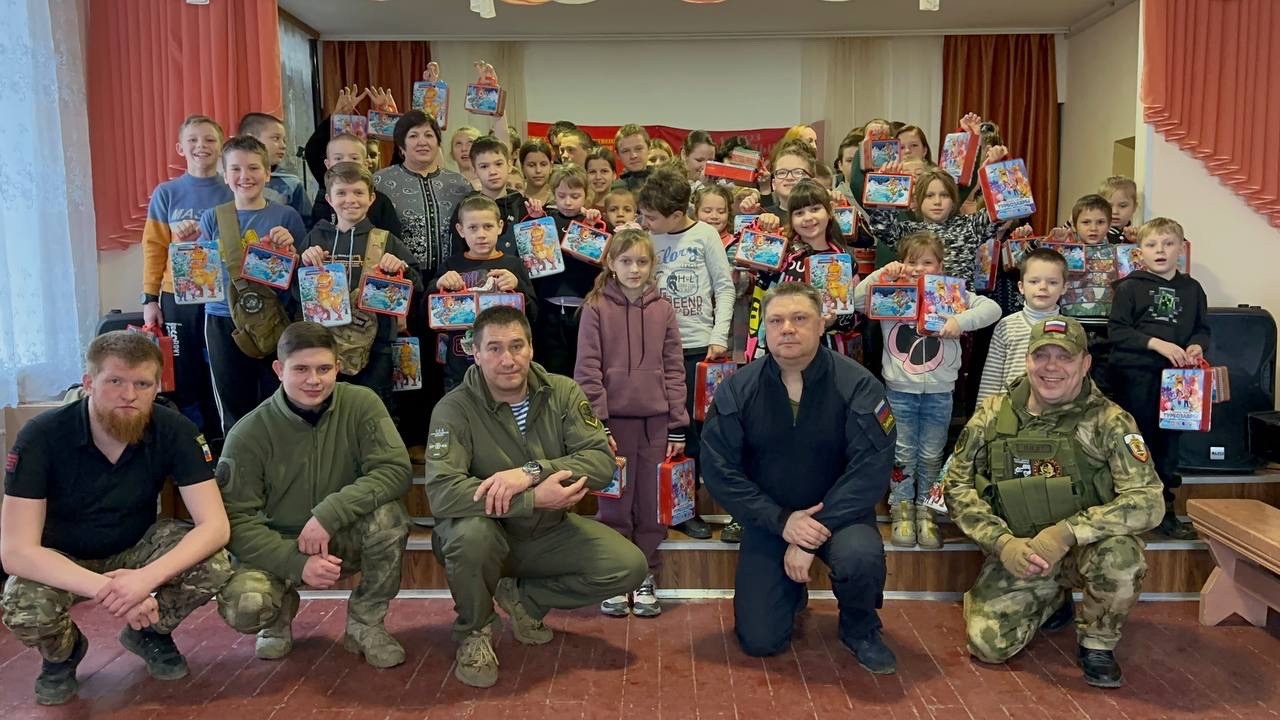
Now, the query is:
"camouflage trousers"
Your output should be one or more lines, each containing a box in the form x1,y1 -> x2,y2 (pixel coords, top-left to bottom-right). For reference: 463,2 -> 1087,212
217,501 -> 409,633
964,534 -> 1147,663
0,519 -> 233,662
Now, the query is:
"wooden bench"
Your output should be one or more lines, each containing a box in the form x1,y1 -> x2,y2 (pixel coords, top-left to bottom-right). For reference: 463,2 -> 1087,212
1187,499 -> 1280,626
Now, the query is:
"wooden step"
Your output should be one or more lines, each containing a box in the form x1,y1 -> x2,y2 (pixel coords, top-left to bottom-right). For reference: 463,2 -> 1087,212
332,521 -> 1214,596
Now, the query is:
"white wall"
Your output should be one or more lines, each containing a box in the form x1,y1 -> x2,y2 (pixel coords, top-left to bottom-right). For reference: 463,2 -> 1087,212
1058,1 -> 1140,222
98,245 -> 143,313
521,40 -> 806,130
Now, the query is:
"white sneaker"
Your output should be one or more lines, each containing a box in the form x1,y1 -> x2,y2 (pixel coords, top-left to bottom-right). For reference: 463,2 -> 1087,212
600,594 -> 630,617
631,575 -> 662,617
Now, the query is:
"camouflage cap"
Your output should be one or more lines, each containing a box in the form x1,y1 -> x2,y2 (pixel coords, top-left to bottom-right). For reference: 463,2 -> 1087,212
1027,317 -> 1088,356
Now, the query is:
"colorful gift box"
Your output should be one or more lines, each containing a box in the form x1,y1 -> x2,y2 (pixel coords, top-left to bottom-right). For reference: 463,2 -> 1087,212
694,360 -> 738,422
392,337 -> 423,391
170,242 -> 225,305
299,264 -> 353,327
866,282 -> 920,321
476,292 -> 526,313
862,138 -> 901,170
833,206 -> 858,237
411,80 -> 449,129
514,216 -> 565,279
862,173 -> 913,208
561,220 -> 611,265
805,253 -> 856,316
734,228 -> 789,272
939,131 -> 981,182
366,110 -> 402,141
917,274 -> 969,335
331,114 -> 369,141
1002,237 -> 1037,271
733,214 -> 759,234
1041,242 -> 1087,273
126,323 -> 176,392
464,83 -> 506,116
1159,365 -> 1213,431
427,292 -> 479,330
359,270 -> 414,318
704,161 -> 756,184
240,242 -> 295,290
727,147 -> 761,168
978,158 -> 1036,221
972,238 -> 1001,292
592,457 -> 628,499
658,455 -> 697,526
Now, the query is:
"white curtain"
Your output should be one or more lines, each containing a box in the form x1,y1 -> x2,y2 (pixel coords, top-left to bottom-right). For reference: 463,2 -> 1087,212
279,15 -> 318,195
429,41 -> 527,160
0,0 -> 98,407
801,36 -> 944,164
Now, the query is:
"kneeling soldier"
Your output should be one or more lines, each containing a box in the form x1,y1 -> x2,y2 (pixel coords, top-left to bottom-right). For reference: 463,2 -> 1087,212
216,322 -> 412,667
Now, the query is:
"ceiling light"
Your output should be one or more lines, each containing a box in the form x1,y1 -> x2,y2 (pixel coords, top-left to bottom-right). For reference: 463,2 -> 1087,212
683,0 -> 727,4
499,0 -> 553,5
553,0 -> 598,4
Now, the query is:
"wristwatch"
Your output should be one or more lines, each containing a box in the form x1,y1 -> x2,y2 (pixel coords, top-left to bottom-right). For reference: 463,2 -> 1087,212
522,461 -> 543,487
140,293 -> 160,305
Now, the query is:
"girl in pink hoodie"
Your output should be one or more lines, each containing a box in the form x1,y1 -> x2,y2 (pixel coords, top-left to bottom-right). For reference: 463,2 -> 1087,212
575,228 -> 689,618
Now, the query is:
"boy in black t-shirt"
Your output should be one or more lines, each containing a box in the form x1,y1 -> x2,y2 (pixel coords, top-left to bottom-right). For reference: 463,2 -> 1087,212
1,332 -> 232,705
434,195 -> 536,390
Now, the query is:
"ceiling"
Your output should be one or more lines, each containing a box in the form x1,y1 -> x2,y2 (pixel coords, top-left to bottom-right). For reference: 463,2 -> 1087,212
279,0 -> 1123,40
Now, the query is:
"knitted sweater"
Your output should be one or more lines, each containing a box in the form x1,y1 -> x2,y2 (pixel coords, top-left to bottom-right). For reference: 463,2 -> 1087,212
373,164 -> 472,274
867,208 -> 1000,284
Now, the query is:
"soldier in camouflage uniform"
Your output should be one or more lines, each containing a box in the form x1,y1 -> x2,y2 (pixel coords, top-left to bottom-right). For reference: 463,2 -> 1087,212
215,322 -> 412,668
2,331 -> 232,705
943,317 -> 1163,688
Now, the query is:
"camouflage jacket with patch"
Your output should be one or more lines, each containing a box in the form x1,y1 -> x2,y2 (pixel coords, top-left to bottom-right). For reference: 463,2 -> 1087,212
942,376 -> 1163,554
424,361 -> 615,538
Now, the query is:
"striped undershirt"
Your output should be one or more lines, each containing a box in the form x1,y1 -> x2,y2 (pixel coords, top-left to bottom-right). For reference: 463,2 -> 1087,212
511,397 -> 530,434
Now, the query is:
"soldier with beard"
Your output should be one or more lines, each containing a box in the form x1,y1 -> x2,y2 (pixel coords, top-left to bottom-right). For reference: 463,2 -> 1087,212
1,332 -> 232,705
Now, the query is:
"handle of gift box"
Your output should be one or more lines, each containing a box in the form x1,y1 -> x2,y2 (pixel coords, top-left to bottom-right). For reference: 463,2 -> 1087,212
473,60 -> 499,87
423,61 -> 440,83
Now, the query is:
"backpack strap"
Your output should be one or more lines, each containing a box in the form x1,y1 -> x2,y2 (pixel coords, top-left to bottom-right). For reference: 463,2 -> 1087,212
214,202 -> 244,278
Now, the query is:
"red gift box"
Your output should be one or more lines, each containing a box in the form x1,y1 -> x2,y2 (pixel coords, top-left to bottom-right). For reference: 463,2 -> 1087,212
917,274 -> 968,336
358,270 -> 414,318
978,158 -> 1036,221
426,292 -> 478,330
694,360 -> 737,421
733,227 -> 789,272
592,457 -> 628,499
658,454 -> 697,526
126,323 -> 176,393
1159,364 -> 1214,431
704,161 -> 756,184
972,238 -> 1000,292
862,172 -> 914,208
939,131 -> 981,182
865,281 -> 920,321
560,220 -> 612,265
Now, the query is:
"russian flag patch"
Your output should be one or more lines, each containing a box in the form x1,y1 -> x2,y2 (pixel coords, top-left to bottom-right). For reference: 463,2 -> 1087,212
875,399 -> 896,435
1044,319 -> 1068,334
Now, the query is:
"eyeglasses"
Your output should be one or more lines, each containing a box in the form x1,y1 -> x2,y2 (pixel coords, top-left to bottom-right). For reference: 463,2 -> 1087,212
773,169 -> 812,180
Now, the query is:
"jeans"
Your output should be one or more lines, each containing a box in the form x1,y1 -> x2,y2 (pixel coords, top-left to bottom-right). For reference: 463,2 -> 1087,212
885,389 -> 953,506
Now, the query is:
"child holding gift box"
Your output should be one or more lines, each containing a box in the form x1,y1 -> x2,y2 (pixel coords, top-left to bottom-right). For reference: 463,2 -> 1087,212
1107,217 -> 1210,540
852,231 -> 1000,548
575,228 -> 688,617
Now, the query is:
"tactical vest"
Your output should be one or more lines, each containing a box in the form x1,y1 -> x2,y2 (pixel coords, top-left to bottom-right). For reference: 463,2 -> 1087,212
216,203 -> 290,359
975,392 -> 1107,537
329,229 -> 389,376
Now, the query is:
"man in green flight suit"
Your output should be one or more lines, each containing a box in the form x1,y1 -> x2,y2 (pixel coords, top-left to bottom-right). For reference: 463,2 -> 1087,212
425,305 -> 647,689
943,317 -> 1163,688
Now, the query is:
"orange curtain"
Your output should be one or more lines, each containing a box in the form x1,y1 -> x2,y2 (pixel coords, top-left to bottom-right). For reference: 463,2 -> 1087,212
941,35 -> 1059,232
1143,0 -> 1280,226
319,41 -> 430,116
87,0 -> 283,251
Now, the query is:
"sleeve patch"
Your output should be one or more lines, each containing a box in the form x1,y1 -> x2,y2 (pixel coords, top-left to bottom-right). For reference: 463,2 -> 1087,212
578,400 -> 600,429
428,426 -> 452,459
5,451 -> 17,473
195,434 -> 213,463
875,398 -> 896,435
1123,433 -> 1150,463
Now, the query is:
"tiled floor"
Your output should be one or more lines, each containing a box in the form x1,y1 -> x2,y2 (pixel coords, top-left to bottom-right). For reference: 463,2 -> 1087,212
0,599 -> 1275,720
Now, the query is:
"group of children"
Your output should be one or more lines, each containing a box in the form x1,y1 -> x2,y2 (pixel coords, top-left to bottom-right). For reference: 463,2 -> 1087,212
140,94 -> 1209,623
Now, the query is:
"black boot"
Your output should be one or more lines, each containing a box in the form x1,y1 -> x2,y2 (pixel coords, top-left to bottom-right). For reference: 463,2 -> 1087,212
35,626 -> 88,705
1156,510 -> 1197,541
119,627 -> 189,680
1078,645 -> 1124,688
1041,594 -> 1074,631
674,515 -> 712,540
843,630 -> 897,675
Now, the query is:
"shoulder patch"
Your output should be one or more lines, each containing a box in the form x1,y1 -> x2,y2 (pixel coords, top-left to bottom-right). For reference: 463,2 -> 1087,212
875,398 -> 896,435
428,426 -> 451,459
578,400 -> 600,429
5,450 -> 17,473
1123,433 -> 1150,463
195,434 -> 213,463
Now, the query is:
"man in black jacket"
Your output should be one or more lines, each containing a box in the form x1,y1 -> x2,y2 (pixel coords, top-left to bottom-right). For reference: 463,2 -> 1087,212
702,282 -> 897,673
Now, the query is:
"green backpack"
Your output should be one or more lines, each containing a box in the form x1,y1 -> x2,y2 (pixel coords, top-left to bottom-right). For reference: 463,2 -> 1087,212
216,203 -> 290,359
330,229 -> 389,376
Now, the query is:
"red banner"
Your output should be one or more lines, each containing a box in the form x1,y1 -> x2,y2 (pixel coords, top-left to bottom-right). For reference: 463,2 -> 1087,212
527,122 -> 814,161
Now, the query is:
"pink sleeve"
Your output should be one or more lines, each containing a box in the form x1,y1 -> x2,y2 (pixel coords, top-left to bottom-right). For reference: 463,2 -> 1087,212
663,304 -> 691,430
572,303 -> 610,422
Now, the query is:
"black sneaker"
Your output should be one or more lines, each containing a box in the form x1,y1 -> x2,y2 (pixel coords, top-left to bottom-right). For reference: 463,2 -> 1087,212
35,627 -> 88,705
1156,511 -> 1197,540
119,627 -> 189,680
720,520 -> 744,544
843,630 -> 897,674
1041,594 -> 1074,631
1078,645 -> 1124,688
675,516 -> 712,539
